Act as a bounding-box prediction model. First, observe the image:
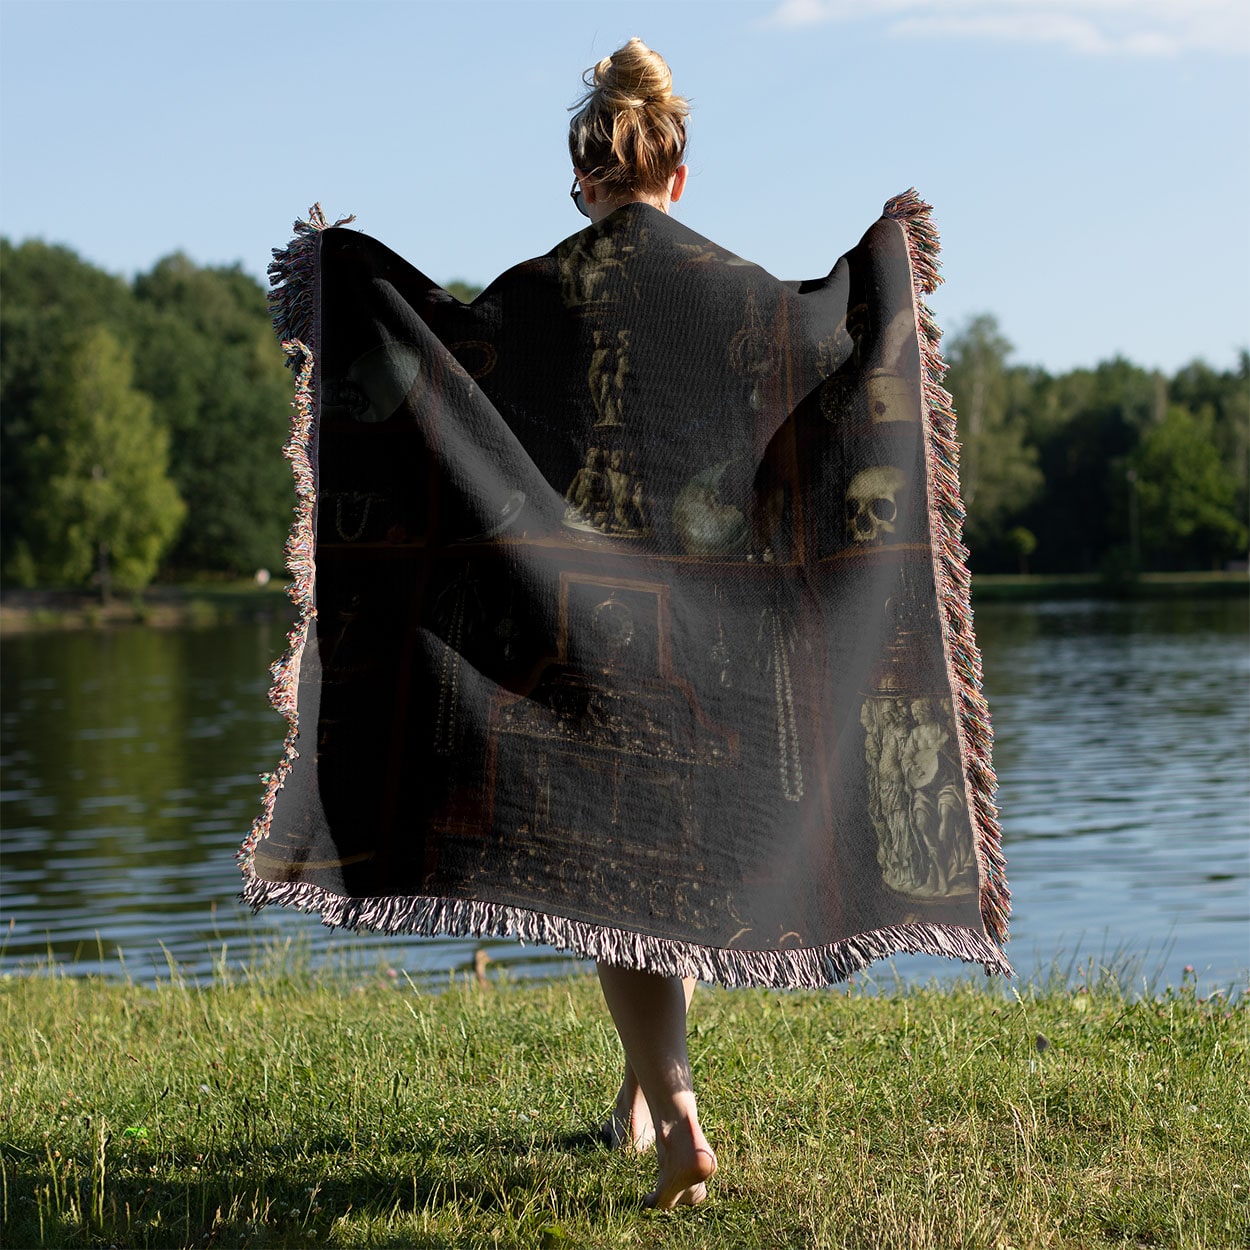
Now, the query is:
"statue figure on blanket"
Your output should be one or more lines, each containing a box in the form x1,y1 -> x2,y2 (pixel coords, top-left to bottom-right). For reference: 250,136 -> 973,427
565,446 -> 609,524
590,329 -> 631,429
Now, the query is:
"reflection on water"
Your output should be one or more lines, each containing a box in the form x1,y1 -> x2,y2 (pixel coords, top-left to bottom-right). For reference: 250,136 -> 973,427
2,597 -> 1246,990
967,596 -> 1249,991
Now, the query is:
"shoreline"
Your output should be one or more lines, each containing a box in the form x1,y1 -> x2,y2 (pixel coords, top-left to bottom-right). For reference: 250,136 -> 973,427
970,569 -> 1248,601
0,581 -> 295,634
2,571 -> 1245,635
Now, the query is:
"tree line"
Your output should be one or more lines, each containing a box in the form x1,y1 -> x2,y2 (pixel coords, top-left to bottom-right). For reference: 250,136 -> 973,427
945,316 -> 1247,575
2,239 -> 295,596
1,238 -> 1246,595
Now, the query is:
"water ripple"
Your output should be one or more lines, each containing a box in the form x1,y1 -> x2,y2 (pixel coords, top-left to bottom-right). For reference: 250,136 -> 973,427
2,601 -> 1246,991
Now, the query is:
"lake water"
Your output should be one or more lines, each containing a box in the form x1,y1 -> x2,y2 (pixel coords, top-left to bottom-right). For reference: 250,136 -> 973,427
2,597 -> 1247,994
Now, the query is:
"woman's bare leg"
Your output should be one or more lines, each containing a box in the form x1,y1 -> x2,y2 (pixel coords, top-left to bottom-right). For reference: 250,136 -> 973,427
602,1056 -> 654,1151
596,964 -> 716,1208
602,977 -> 696,1151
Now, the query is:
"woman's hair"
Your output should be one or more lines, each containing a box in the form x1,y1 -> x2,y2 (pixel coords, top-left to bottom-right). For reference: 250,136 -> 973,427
568,38 -> 689,198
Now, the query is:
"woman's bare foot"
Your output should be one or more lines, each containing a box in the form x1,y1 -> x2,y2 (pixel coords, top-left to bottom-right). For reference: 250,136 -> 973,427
644,1116 -> 717,1209
601,1071 -> 655,1151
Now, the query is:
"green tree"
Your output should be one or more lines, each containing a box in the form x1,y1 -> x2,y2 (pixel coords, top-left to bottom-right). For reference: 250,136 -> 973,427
19,327 -> 185,597
1007,526 -> 1037,575
1,239 -> 139,577
1020,357 -> 1161,573
1169,353 -> 1250,540
1131,405 -> 1247,569
943,315 -> 1043,562
131,255 -> 292,574
444,279 -> 483,303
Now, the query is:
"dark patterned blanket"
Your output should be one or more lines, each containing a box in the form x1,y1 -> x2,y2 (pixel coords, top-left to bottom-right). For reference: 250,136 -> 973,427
239,191 -> 1011,987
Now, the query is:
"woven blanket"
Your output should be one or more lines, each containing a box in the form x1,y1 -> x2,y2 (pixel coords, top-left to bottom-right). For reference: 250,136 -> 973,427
239,191 -> 1012,987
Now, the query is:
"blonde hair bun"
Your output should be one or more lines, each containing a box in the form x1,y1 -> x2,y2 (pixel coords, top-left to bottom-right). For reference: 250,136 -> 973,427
569,38 -> 689,197
592,36 -> 676,109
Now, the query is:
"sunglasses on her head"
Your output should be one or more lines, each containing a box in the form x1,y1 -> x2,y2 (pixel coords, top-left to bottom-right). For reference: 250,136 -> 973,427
570,177 -> 589,219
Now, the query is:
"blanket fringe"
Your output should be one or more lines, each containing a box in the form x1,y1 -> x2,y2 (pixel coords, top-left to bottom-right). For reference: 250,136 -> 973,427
241,873 -> 1013,988
266,203 -> 354,354
239,205 -> 350,872
883,189 -> 1011,949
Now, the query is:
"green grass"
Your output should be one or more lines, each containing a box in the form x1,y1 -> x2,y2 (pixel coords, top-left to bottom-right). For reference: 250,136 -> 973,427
2,960 -> 1245,1249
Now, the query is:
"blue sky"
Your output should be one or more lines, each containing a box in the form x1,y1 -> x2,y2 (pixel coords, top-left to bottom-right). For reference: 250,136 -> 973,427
2,0 -> 1247,375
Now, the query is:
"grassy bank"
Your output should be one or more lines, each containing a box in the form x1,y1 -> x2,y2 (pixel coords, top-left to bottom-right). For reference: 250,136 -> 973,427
970,571 -> 1249,602
2,964 -> 1245,1249
0,581 -> 294,634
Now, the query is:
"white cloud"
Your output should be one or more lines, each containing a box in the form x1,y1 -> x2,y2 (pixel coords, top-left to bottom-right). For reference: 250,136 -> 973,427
766,0 -> 1250,57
